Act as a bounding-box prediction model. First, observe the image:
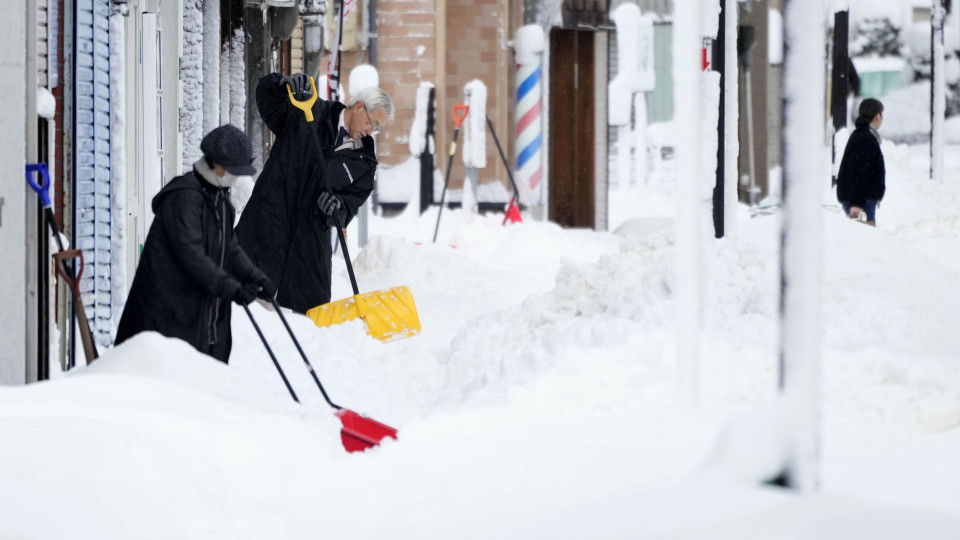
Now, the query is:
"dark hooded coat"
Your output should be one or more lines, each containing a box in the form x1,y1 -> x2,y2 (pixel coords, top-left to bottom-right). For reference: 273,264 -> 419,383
836,126 -> 886,208
115,170 -> 263,363
234,72 -> 378,313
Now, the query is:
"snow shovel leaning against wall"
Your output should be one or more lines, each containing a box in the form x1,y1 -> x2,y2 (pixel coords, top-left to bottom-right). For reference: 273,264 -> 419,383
484,114 -> 524,225
26,163 -> 98,364
286,77 -> 421,342
432,104 -> 470,242
243,300 -> 398,453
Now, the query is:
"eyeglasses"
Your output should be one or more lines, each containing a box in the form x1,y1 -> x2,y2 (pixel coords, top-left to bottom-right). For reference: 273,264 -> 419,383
361,103 -> 382,135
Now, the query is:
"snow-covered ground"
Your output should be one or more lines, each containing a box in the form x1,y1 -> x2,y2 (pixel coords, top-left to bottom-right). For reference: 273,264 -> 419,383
2,132 -> 960,538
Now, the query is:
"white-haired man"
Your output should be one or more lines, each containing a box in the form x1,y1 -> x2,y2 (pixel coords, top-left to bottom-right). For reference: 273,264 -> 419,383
235,72 -> 394,313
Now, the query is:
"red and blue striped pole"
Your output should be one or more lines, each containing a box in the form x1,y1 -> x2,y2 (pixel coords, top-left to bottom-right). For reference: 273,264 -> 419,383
513,25 -> 545,205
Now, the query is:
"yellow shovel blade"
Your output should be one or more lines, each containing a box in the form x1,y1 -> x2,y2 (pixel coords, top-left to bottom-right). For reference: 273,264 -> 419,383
306,285 -> 421,341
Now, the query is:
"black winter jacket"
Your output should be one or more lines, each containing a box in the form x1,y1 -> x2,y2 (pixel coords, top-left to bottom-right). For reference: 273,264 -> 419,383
836,126 -> 886,207
235,72 -> 378,313
115,171 -> 263,363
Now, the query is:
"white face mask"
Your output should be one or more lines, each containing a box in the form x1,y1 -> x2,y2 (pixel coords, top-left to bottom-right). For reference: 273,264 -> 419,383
194,158 -> 238,188
219,171 -> 239,187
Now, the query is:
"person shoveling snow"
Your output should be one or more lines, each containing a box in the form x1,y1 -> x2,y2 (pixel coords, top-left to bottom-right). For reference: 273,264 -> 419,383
115,125 -> 276,364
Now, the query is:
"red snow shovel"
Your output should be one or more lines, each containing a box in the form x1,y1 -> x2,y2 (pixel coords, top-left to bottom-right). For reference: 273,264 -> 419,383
245,299 -> 397,452
484,114 -> 524,226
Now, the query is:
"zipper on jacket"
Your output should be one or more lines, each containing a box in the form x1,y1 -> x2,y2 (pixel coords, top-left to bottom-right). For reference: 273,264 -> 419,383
209,190 -> 228,345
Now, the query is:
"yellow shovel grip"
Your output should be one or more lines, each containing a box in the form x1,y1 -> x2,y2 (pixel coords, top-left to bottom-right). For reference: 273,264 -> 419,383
287,76 -> 319,122
353,294 -> 365,319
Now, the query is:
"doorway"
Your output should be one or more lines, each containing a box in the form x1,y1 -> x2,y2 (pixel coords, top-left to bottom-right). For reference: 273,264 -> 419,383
549,29 -> 595,228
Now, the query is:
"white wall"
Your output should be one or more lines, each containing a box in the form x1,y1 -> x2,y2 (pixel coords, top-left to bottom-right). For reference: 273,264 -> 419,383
0,0 -> 28,384
160,0 -> 184,183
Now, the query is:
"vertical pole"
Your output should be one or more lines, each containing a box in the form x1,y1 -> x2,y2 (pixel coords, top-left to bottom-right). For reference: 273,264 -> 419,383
632,92 -> 647,187
713,2 -> 726,238
202,0 -> 221,137
674,0 -> 701,406
420,86 -> 435,214
831,10 -> 848,185
368,0 -> 377,66
722,0 -> 739,238
777,0 -> 824,492
931,0 -> 945,182
513,25 -> 545,206
26,0 -> 41,382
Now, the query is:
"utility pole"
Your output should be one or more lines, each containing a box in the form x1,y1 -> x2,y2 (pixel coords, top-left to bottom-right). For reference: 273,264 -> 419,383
775,0 -> 825,493
831,10 -> 849,186
712,2 -> 726,238
931,0 -> 947,182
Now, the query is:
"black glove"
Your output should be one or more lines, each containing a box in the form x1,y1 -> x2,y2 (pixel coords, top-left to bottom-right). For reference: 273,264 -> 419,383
280,73 -> 311,99
220,278 -> 255,306
248,273 -> 277,300
317,191 -> 342,219
234,285 -> 257,306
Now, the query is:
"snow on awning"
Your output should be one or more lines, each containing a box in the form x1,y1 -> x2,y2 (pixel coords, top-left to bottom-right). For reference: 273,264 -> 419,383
852,56 -> 906,73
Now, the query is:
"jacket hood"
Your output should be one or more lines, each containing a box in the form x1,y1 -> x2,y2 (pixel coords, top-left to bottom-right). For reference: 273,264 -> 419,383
151,173 -> 204,213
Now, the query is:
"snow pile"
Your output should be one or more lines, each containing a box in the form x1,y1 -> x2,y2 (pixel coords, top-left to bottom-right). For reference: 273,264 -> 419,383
36,86 -> 55,119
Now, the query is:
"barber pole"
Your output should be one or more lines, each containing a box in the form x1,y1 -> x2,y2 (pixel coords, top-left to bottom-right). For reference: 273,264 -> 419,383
513,25 -> 545,204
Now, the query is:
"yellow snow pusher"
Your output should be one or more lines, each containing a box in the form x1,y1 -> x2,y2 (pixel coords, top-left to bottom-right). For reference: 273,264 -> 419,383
306,286 -> 420,342
289,77 -> 421,342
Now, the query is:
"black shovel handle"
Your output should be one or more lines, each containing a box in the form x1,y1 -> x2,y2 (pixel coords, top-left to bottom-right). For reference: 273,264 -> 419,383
244,304 -> 299,404
485,113 -> 522,199
269,298 -> 342,411
432,105 -> 469,243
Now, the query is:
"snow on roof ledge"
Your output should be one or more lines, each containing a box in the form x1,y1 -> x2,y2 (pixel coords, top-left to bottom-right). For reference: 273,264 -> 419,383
852,56 -> 906,72
37,86 -> 55,119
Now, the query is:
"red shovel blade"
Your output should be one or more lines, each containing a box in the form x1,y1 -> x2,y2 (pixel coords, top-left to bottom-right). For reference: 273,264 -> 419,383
335,409 -> 398,453
502,199 -> 523,225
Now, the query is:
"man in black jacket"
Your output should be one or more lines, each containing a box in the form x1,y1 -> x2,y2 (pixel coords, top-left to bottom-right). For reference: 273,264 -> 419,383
115,125 -> 275,363
235,72 -> 394,313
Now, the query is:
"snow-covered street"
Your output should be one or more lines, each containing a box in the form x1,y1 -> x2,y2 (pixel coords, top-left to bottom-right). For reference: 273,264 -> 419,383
3,136 -> 960,538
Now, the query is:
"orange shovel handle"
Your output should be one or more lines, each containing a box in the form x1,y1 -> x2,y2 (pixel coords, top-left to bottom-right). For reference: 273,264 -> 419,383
453,104 -> 469,129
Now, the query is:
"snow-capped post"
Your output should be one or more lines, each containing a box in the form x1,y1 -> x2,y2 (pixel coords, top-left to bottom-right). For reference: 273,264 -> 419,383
202,0 -> 221,137
673,0 -> 702,406
462,80 -> 488,213
701,0 -> 721,238
181,0 -> 204,169
220,27 -> 246,129
410,82 -> 436,215
738,26 -> 759,206
776,0 -> 825,493
633,14 -> 655,185
931,0 -> 947,183
513,25 -> 545,207
609,4 -> 640,190
109,1 -> 128,337
716,0 -> 739,239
